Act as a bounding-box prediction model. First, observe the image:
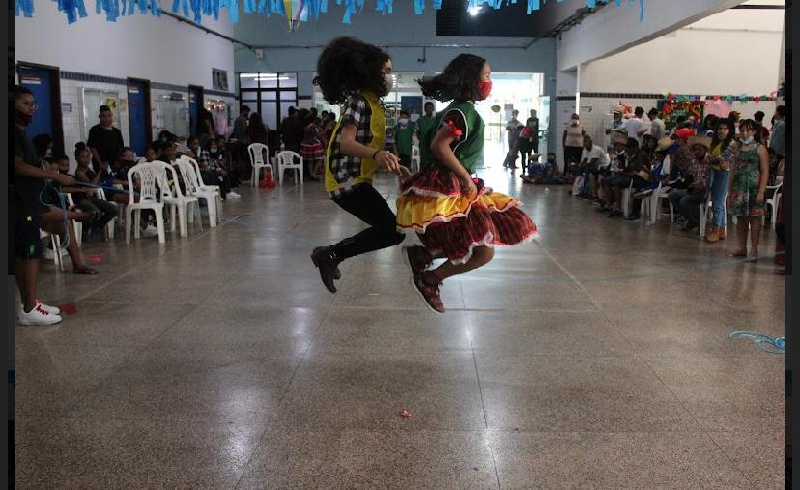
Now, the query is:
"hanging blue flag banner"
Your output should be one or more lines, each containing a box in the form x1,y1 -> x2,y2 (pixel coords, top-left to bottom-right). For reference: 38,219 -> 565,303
20,0 -> 645,26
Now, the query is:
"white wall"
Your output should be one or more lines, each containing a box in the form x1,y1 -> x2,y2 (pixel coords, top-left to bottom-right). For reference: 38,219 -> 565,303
16,3 -> 238,158
557,0 -> 746,72
579,6 -> 784,95
15,5 -> 235,90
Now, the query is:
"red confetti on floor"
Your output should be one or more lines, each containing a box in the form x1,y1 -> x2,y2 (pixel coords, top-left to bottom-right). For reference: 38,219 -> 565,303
88,254 -> 102,263
400,409 -> 412,419
59,304 -> 78,315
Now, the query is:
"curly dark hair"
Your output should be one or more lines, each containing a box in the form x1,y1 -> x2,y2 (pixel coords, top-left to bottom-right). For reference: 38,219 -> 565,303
313,37 -> 391,105
417,54 -> 487,103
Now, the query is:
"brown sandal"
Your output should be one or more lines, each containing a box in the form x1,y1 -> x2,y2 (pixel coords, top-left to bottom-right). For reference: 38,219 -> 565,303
726,251 -> 747,258
73,266 -> 99,275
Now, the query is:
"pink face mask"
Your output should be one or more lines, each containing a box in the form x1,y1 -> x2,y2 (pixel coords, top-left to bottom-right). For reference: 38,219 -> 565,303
479,81 -> 492,100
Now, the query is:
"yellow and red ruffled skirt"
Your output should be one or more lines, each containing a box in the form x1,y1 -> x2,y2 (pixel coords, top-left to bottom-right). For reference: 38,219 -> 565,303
396,166 -> 538,264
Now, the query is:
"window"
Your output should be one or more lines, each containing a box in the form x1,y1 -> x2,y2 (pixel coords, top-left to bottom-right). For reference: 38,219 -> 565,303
238,72 -> 298,130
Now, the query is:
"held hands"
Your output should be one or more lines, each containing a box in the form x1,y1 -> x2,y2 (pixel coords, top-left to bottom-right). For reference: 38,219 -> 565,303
375,150 -> 400,174
396,165 -> 413,184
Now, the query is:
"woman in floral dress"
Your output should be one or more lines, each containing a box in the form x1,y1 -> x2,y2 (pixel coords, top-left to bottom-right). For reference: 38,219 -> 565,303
727,119 -> 770,261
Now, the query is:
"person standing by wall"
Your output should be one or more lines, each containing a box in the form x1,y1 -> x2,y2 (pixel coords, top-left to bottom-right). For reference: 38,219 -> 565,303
394,110 -> 416,167
231,105 -> 251,179
526,109 -> 540,155
11,86 -> 76,325
504,109 -> 523,169
87,105 -> 125,168
562,113 -> 585,176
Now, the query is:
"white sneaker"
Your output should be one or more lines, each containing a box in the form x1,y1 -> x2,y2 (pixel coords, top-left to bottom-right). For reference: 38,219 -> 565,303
18,300 -> 61,315
141,226 -> 160,238
227,191 -> 242,199
17,304 -> 63,326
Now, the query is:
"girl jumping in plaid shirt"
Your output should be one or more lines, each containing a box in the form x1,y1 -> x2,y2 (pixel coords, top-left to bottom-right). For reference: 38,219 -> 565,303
310,37 -> 406,293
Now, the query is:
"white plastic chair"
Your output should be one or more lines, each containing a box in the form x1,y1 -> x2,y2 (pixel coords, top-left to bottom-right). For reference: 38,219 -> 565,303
248,143 -> 272,186
95,187 -> 121,240
276,151 -> 304,185
125,161 -> 168,244
65,193 -> 83,247
621,179 -> 635,218
184,155 -> 223,220
40,230 -> 67,271
411,145 -> 421,173
161,163 -> 202,238
176,156 -> 220,228
765,180 -> 783,228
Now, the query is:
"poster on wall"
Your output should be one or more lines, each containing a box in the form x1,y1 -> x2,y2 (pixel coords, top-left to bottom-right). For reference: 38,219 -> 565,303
702,100 -> 733,119
213,69 -> 229,92
657,100 -> 704,131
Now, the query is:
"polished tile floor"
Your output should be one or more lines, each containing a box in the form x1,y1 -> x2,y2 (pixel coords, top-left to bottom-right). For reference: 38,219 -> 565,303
15,165 -> 785,488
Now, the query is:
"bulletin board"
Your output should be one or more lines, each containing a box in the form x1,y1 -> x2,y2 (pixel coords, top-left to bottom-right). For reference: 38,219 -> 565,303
657,100 -> 704,131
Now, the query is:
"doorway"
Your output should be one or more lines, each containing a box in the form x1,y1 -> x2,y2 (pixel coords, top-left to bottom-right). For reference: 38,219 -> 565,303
127,78 -> 152,157
435,72 -> 546,167
238,72 -> 298,131
188,85 -> 204,137
16,62 -> 64,156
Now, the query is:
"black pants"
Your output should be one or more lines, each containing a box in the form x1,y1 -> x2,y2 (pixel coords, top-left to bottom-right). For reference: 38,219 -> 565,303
73,195 -> 118,227
201,170 -> 232,198
563,146 -> 582,175
330,184 -> 405,260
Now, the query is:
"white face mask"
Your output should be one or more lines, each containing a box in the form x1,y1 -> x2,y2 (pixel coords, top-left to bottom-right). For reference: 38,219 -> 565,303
385,74 -> 394,90
399,118 -> 409,125
740,136 -> 755,144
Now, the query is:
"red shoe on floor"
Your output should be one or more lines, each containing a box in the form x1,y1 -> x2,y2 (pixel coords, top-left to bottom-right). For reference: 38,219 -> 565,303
412,271 -> 445,313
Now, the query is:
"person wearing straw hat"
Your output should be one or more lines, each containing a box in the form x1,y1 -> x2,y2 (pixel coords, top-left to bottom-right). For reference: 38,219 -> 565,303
669,134 -> 712,232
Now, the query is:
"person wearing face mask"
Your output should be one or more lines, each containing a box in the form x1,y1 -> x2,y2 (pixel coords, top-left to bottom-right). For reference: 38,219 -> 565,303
727,119 -> 770,260
562,113 -> 585,177
310,37 -> 405,293
394,110 -> 416,167
395,54 -> 538,313
11,85 -> 77,325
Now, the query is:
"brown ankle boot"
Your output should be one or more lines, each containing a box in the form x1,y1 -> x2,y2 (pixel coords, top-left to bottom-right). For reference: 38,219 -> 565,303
705,227 -> 720,243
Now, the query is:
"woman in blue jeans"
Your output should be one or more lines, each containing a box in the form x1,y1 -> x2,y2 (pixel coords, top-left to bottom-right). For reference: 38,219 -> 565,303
705,118 -> 737,243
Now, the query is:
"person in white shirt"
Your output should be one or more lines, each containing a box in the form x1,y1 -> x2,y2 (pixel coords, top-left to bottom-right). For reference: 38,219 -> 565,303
624,106 -> 647,144
647,107 -> 666,141
576,135 -> 609,197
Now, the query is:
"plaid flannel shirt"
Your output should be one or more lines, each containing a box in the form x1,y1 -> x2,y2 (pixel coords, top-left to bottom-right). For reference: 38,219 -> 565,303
328,94 -> 374,194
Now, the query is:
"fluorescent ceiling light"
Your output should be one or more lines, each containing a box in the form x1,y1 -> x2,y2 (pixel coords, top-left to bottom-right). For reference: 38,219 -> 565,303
468,6 -> 481,15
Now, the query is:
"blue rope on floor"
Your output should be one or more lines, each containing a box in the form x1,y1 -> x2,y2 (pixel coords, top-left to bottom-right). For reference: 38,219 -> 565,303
729,331 -> 785,355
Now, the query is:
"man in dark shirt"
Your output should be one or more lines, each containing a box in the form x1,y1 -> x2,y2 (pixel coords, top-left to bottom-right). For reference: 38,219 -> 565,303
87,105 -> 125,166
279,106 -> 303,153
11,86 -> 76,325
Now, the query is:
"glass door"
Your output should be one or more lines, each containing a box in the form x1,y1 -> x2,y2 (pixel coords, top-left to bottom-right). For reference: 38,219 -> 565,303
239,72 -> 298,131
